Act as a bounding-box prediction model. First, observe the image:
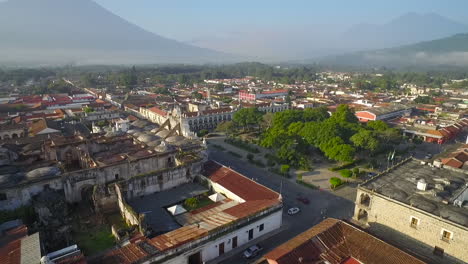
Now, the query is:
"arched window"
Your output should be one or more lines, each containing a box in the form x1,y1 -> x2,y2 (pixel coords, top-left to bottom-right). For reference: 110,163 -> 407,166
357,209 -> 368,222
360,193 -> 371,207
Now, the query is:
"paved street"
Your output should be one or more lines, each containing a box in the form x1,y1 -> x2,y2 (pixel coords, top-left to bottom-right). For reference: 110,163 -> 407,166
207,149 -> 355,264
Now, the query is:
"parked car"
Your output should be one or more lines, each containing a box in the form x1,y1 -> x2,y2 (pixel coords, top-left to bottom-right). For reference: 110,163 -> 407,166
243,244 -> 263,259
287,207 -> 300,215
296,197 -> 310,205
425,153 -> 433,159
367,172 -> 377,177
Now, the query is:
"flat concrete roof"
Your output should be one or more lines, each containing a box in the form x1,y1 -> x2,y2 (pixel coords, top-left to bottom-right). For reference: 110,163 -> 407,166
361,159 -> 468,227
128,183 -> 208,236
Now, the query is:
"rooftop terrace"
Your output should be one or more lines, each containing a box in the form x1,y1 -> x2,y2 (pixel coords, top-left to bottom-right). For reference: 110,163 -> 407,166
128,183 -> 208,236
361,159 -> 468,227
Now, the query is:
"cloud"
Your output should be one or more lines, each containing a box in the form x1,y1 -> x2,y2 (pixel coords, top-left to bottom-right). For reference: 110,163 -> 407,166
363,51 -> 468,66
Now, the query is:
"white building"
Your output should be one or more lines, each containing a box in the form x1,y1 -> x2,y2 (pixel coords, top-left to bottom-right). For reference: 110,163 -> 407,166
100,160 -> 283,264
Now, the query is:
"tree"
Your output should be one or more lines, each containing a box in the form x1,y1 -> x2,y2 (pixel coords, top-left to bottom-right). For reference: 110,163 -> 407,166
367,120 -> 388,131
261,112 -> 274,130
340,169 -> 352,178
330,104 -> 358,124
414,96 -> 434,104
330,177 -> 342,188
216,121 -> 235,135
233,108 -> 263,131
320,137 -> 355,162
350,129 -> 380,152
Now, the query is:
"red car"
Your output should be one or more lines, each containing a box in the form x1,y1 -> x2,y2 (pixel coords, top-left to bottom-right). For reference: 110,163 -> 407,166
296,197 -> 310,205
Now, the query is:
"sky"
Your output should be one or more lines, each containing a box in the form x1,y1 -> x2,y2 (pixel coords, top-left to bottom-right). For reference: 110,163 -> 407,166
93,0 -> 468,42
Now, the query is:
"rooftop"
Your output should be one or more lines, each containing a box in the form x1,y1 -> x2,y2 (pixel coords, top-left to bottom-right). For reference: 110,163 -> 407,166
128,183 -> 208,236
361,159 -> 468,227
357,103 -> 411,116
99,161 -> 281,263
263,218 -> 425,264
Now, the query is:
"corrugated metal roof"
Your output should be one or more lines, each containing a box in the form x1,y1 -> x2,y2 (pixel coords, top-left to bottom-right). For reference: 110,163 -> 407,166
20,233 -> 41,264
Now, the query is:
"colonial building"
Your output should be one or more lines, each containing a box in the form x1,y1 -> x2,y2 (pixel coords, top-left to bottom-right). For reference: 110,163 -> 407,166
182,108 -> 235,132
239,89 -> 288,101
0,124 -> 27,140
355,104 -> 412,122
353,158 -> 468,264
99,160 -> 283,264
0,123 -> 206,210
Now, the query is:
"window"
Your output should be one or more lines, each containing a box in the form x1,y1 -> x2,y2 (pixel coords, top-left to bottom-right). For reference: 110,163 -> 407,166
441,230 -> 452,242
433,246 -> 444,257
0,193 -> 6,201
248,229 -> 254,240
410,217 -> 419,229
232,236 -> 238,248
259,224 -> 264,232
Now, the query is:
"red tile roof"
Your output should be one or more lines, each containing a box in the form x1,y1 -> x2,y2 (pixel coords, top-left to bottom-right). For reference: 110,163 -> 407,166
148,107 -> 168,117
0,225 -> 28,264
261,89 -> 288,94
203,161 -> 279,201
99,161 -> 281,263
264,218 -> 425,264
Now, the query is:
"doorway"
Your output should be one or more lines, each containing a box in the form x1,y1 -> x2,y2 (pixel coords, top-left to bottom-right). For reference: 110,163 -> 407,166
188,251 -> 202,264
218,242 -> 225,256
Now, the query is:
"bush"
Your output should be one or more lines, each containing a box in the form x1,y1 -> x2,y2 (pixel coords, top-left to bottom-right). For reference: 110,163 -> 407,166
352,168 -> 360,177
280,164 -> 290,175
246,153 -> 254,160
296,174 -> 303,181
329,177 -> 343,188
184,197 -> 199,209
340,169 -> 352,178
197,129 -> 209,137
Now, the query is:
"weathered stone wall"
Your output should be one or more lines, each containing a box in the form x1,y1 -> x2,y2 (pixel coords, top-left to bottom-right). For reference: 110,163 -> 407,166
354,188 -> 468,264
122,160 -> 203,200
115,184 -> 140,227
63,153 -> 175,202
0,177 -> 62,210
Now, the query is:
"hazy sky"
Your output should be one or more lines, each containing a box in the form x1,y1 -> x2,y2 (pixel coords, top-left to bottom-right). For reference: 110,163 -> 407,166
93,0 -> 468,42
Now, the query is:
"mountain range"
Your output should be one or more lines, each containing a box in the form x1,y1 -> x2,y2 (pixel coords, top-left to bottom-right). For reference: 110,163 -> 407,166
0,0 -> 232,65
0,0 -> 467,66
341,12 -> 468,51
319,33 -> 468,67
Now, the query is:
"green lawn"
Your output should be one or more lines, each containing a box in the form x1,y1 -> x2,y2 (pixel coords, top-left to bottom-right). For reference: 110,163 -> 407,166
185,197 -> 214,211
73,227 -> 115,256
106,213 -> 130,230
